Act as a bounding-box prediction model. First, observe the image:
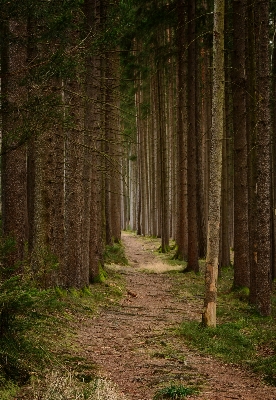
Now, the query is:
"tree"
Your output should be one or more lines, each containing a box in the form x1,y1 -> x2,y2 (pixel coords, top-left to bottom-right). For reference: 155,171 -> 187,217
83,0 -> 104,282
176,0 -> 188,261
232,0 -> 250,288
186,0 -> 199,271
254,0 -> 272,316
202,0 -> 224,327
1,17 -> 28,272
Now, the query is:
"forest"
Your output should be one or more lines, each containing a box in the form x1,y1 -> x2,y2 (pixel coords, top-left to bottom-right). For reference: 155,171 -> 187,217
1,0 -> 276,398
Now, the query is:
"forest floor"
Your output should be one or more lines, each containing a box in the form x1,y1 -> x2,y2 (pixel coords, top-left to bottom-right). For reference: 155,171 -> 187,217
76,232 -> 276,400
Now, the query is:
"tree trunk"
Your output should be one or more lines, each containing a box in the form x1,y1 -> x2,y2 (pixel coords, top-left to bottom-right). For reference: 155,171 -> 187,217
157,66 -> 169,252
254,0 -> 272,316
176,0 -> 188,260
202,0 -> 224,327
1,19 -> 28,273
247,2 -> 258,305
232,0 -> 250,288
187,0 -> 199,271
64,79 -> 86,288
272,14 -> 276,281
83,0 -> 104,281
108,50 -> 121,243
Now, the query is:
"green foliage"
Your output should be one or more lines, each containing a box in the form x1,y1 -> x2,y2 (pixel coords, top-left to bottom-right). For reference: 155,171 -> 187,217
0,277 -> 59,387
153,384 -> 198,399
176,266 -> 276,385
232,286 -> 250,302
91,265 -> 107,284
104,242 -> 128,266
0,381 -> 18,400
0,263 -> 125,396
128,154 -> 137,161
178,321 -> 253,362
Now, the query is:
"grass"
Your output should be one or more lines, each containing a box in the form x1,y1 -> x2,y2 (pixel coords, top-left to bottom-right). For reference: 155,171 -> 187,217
104,241 -> 128,266
174,266 -> 276,385
23,371 -> 128,400
0,262 -> 126,399
133,236 -> 276,386
153,383 -> 198,399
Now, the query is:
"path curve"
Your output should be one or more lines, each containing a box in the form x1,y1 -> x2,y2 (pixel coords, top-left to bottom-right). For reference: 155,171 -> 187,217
77,232 -> 276,400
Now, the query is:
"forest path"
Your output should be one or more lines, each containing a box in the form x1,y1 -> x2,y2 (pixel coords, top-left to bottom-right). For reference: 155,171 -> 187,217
77,232 -> 276,400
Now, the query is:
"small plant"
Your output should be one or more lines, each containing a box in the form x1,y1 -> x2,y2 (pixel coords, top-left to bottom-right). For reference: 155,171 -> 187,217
153,384 -> 198,399
232,286 -> 250,302
92,264 -> 108,284
104,242 -> 128,265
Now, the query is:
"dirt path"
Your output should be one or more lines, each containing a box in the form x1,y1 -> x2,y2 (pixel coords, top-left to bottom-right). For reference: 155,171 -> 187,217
77,232 -> 276,399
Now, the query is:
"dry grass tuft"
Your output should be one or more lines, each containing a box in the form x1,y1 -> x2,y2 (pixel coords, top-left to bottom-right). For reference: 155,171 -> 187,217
139,261 -> 183,273
28,371 -> 128,400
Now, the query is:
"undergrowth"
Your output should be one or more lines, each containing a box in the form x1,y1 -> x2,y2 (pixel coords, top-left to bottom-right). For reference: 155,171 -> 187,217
153,383 -> 198,399
104,241 -> 128,266
0,264 -> 125,399
135,236 -> 276,387
173,266 -> 276,385
25,371 -> 128,400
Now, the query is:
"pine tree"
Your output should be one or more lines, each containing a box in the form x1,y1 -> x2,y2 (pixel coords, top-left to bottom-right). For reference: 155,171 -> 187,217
202,0 -> 225,327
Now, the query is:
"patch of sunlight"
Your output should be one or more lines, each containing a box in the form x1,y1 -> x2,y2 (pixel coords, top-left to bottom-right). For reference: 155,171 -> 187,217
138,261 -> 183,273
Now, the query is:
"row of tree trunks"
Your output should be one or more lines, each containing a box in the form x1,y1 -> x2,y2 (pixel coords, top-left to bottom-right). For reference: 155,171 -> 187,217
0,0 -> 122,288
121,0 -> 273,323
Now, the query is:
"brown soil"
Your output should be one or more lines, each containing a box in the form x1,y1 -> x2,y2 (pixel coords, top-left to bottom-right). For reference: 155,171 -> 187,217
77,232 -> 276,400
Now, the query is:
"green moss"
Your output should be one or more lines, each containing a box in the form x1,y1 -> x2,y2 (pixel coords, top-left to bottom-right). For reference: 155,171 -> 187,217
92,265 -> 108,284
0,381 -> 18,400
104,242 -> 128,265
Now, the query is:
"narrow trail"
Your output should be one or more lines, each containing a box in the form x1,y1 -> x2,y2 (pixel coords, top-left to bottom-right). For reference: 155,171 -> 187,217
77,232 -> 276,399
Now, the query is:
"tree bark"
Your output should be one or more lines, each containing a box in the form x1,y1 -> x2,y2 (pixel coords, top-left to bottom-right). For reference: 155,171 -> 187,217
254,0 -> 272,316
202,0 -> 224,327
187,0 -> 199,271
176,0 -> 188,260
1,19 -> 28,273
64,79 -> 86,288
232,0 -> 250,288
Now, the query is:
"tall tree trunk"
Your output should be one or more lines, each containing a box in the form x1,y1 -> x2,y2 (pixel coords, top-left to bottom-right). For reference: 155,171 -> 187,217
83,0 -> 103,281
272,14 -> 276,281
220,110 -> 230,268
247,2 -> 258,305
64,79 -> 86,288
187,0 -> 199,271
202,0 -> 224,327
150,71 -> 158,237
220,0 -> 232,269
157,66 -> 169,252
135,89 -> 142,236
1,19 -> 28,273
254,0 -> 272,316
176,0 -> 188,260
232,0 -> 250,288
201,45 -> 212,262
108,50 -> 121,243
